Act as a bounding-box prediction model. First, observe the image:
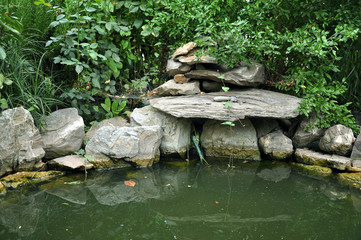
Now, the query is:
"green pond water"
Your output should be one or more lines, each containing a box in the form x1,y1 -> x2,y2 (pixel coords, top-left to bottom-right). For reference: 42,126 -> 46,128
0,160 -> 361,240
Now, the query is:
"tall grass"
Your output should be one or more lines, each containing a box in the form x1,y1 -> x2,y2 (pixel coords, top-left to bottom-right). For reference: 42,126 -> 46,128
337,36 -> 361,109
0,36 -> 64,126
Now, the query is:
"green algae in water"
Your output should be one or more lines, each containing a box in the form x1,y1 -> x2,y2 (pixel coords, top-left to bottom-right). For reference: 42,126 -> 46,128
0,161 -> 361,240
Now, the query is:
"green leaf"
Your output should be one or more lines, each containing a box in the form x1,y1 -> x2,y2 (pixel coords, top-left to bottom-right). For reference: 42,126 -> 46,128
112,100 -> 119,115
0,46 -> 6,60
129,6 -> 139,13
105,22 -> 113,31
224,102 -> 232,108
75,65 -> 83,74
92,77 -> 101,89
134,19 -> 143,29
112,53 -> 120,62
105,97 -> 111,107
222,86 -> 230,92
89,51 -> 98,59
221,121 -> 235,127
101,103 -> 110,113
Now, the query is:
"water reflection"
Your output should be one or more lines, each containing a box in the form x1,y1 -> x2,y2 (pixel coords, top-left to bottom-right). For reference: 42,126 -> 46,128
40,175 -> 87,205
0,190 -> 45,237
0,160 -> 360,239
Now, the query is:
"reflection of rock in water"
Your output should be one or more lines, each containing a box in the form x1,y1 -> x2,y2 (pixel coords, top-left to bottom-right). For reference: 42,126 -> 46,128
0,190 -> 45,237
352,193 -> 361,213
87,168 -> 161,206
319,184 -> 348,201
39,174 -> 87,205
257,165 -> 291,182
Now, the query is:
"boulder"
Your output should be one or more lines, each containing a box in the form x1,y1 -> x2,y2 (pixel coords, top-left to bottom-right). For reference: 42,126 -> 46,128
292,115 -> 326,148
130,106 -> 191,157
0,182 -> 6,195
251,118 -> 279,138
319,124 -> 355,156
0,171 -> 63,189
85,126 -> 161,167
259,130 -> 293,160
0,107 -> 45,176
185,62 -> 265,87
85,116 -> 129,142
172,42 -> 198,60
154,79 -> 200,96
177,54 -> 217,65
337,172 -> 361,188
150,89 -> 302,121
201,80 -> 222,92
174,74 -> 189,84
291,162 -> 333,178
47,155 -> 94,171
166,59 -> 192,76
41,108 -> 85,158
200,119 -> 260,160
351,130 -> 361,160
295,148 -> 351,171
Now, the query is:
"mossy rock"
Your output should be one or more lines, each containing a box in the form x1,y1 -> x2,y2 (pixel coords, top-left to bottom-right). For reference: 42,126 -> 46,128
0,171 -> 64,189
291,162 -> 333,178
338,173 -> 361,188
0,182 -> 6,195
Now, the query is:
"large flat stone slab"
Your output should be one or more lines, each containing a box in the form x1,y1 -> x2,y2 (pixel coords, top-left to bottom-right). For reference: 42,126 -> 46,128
295,148 -> 351,171
150,89 -> 302,121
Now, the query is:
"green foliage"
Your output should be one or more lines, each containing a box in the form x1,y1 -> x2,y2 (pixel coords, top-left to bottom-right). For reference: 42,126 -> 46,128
101,97 -> 129,119
201,0 -> 361,131
47,0 -> 163,96
0,39 -> 64,126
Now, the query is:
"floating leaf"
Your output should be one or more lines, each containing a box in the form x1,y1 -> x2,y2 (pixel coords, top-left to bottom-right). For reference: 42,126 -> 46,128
124,180 -> 136,187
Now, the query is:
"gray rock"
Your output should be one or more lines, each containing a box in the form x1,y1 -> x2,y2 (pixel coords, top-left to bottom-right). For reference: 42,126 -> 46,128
259,130 -> 293,160
295,148 -> 352,170
200,119 -> 260,160
251,118 -> 279,138
351,130 -> 361,161
185,62 -> 265,87
174,74 -> 189,84
150,89 -> 302,121
293,115 -> 326,148
201,80 -> 222,92
41,108 -> 84,158
177,54 -> 217,65
353,160 -> 361,168
85,126 -> 161,167
0,107 -> 45,176
47,155 -> 94,171
172,42 -> 197,60
154,79 -> 200,96
85,116 -> 129,142
166,59 -> 192,76
130,106 -> 191,157
319,124 -> 355,156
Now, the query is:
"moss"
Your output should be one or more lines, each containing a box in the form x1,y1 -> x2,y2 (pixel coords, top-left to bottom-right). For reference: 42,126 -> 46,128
338,173 -> 361,188
0,171 -> 64,189
204,147 -> 261,161
291,162 -> 332,178
0,182 -> 6,195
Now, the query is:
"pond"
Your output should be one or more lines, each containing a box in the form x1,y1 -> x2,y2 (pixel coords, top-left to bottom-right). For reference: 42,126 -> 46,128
0,160 -> 360,240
